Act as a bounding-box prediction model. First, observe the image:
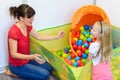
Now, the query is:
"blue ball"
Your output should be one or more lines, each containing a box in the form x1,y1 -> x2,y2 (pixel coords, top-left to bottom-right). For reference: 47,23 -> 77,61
82,53 -> 88,59
73,62 -> 78,67
87,38 -> 92,42
76,40 -> 83,46
83,31 -> 87,35
84,25 -> 89,30
84,43 -> 89,48
75,56 -> 80,60
67,56 -> 71,60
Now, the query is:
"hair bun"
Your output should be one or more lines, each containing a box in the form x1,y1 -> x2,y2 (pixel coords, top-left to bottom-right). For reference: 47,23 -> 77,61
9,6 -> 17,17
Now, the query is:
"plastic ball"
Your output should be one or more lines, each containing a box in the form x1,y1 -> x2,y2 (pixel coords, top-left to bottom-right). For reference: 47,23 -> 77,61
72,39 -> 76,45
76,34 -> 80,38
77,51 -> 82,57
82,59 -> 86,64
77,46 -> 82,50
84,43 -> 89,48
80,26 -> 84,31
85,50 -> 89,54
76,41 -> 83,46
85,33 -> 89,38
75,56 -> 80,60
71,53 -> 76,58
73,62 -> 78,67
62,54 -> 67,58
73,37 -> 78,41
82,53 -> 88,59
72,44 -> 77,50
57,51 -> 62,56
87,37 -> 92,42
84,25 -> 89,30
64,48 -> 69,53
81,47 -> 86,53
80,35 -> 84,40
67,56 -> 71,60
65,58 -> 72,65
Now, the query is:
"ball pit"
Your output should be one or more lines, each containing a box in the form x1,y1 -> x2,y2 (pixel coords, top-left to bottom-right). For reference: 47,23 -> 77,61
30,5 -> 120,80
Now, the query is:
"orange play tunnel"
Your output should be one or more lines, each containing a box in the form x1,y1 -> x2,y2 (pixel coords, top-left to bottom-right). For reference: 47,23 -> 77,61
70,5 -> 110,55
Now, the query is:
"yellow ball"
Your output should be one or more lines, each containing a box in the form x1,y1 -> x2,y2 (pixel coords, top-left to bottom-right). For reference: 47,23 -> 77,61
73,37 -> 78,41
62,53 -> 67,58
80,26 -> 84,31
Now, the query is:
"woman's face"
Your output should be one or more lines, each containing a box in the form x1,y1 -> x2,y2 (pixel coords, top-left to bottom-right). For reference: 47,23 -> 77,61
21,15 -> 35,26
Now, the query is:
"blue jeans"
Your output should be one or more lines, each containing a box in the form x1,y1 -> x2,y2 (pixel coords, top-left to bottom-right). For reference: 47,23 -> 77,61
9,60 -> 53,80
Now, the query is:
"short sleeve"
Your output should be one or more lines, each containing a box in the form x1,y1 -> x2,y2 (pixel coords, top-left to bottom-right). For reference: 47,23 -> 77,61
8,26 -> 19,40
89,42 -> 100,56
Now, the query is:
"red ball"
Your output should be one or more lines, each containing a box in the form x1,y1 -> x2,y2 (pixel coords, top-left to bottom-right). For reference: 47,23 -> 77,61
77,46 -> 82,50
72,40 -> 76,45
71,53 -> 76,59
76,34 -> 80,38
82,47 -> 86,53
65,58 -> 72,65
78,61 -> 84,66
77,51 -> 82,57
72,44 -> 77,50
77,60 -> 84,66
76,31 -> 80,35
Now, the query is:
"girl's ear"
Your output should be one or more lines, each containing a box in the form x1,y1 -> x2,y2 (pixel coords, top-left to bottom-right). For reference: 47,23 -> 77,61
19,16 -> 24,21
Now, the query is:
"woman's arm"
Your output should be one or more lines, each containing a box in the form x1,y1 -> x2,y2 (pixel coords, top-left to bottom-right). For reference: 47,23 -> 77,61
9,38 -> 36,60
9,38 -> 45,64
30,28 -> 64,41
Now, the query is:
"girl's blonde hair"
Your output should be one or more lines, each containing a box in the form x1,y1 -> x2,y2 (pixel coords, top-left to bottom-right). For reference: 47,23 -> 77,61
95,21 -> 112,63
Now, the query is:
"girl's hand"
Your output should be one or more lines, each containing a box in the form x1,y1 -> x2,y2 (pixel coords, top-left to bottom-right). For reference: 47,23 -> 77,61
33,54 -> 45,64
56,31 -> 65,39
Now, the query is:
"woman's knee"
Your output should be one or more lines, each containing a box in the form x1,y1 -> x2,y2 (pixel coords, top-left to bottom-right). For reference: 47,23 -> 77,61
45,62 -> 53,72
39,70 -> 50,79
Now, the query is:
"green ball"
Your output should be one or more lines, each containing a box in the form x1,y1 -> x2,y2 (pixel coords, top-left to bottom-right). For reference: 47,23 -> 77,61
57,51 -> 62,56
82,59 -> 86,64
85,50 -> 89,54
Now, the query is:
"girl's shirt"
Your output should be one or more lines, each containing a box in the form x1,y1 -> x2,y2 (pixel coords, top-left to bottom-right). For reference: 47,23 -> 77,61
89,42 -> 101,66
8,24 -> 32,66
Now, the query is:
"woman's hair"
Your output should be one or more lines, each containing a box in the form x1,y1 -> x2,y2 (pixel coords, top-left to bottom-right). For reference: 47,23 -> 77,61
95,21 -> 112,63
9,4 -> 35,20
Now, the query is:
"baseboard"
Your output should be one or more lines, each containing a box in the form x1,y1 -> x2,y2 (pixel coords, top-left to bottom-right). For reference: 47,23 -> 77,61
0,66 -> 6,73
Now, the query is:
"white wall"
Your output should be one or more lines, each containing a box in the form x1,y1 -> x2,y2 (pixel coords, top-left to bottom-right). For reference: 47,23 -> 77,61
0,0 -> 93,72
28,0 -> 93,30
96,0 -> 120,27
0,0 -> 24,73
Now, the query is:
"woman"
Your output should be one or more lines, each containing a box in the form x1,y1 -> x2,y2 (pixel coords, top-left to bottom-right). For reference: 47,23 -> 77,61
7,4 -> 64,80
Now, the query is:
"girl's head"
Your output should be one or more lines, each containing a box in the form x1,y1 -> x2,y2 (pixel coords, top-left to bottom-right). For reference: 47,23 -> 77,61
92,21 -> 112,63
9,4 -> 35,26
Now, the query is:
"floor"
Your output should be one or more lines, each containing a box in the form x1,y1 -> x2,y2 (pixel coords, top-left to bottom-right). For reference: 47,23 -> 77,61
0,72 -> 59,80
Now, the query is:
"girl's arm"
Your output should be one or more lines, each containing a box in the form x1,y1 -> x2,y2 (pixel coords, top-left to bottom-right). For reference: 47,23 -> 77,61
30,28 -> 64,41
87,53 -> 93,61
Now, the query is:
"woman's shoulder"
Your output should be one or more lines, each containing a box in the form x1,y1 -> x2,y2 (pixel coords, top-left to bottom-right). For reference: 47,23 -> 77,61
8,24 -> 19,33
9,24 -> 18,29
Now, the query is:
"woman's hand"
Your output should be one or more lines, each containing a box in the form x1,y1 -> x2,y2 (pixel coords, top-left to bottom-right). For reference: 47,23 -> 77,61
56,31 -> 65,39
33,54 -> 45,64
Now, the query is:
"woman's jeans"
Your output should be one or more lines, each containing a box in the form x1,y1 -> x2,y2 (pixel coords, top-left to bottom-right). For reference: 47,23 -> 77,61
9,60 -> 53,80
